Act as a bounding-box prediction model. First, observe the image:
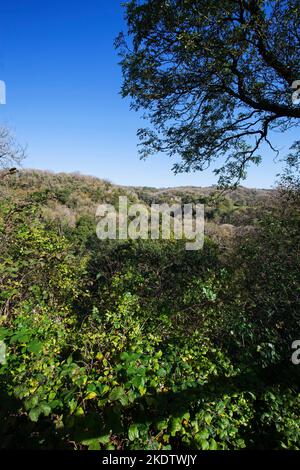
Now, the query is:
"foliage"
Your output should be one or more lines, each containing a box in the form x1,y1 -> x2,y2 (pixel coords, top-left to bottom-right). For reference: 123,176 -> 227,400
117,0 -> 300,186
0,172 -> 299,450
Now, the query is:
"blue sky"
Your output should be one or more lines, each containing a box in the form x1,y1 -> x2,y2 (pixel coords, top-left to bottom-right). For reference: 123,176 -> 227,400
0,0 -> 296,188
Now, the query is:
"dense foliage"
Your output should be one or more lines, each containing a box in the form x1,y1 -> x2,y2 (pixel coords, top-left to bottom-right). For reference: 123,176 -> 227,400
0,170 -> 299,450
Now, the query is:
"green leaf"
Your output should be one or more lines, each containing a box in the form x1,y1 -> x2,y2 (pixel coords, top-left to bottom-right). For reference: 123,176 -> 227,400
29,407 -> 42,422
27,341 -> 43,354
109,386 -> 127,403
0,328 -> 9,341
169,417 -> 182,436
82,438 -> 101,450
157,368 -> 167,377
196,429 -> 209,441
106,444 -> 115,450
204,414 -> 212,425
199,439 -> 210,450
40,403 -> 51,417
209,438 -> 218,450
131,375 -> 145,389
156,419 -> 168,431
128,424 -> 139,441
99,433 -> 111,445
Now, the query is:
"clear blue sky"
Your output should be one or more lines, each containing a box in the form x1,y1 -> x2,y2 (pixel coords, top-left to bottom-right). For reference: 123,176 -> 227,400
0,0 -> 295,188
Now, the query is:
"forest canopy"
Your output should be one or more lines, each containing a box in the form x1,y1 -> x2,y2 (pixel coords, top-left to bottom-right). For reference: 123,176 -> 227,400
0,170 -> 299,450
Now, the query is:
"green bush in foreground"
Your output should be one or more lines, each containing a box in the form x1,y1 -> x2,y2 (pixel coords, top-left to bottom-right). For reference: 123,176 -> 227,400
0,199 -> 299,450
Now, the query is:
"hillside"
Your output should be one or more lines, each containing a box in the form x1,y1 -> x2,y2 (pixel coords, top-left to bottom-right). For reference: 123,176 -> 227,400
0,168 -> 299,450
0,169 -> 274,235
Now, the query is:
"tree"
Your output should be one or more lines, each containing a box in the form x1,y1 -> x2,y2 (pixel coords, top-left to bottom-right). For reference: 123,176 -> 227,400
117,0 -> 300,186
0,127 -> 25,178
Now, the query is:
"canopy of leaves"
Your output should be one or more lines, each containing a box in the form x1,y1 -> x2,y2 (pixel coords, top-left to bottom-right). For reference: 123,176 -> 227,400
117,0 -> 300,186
